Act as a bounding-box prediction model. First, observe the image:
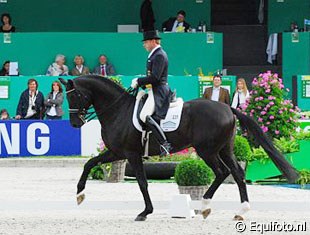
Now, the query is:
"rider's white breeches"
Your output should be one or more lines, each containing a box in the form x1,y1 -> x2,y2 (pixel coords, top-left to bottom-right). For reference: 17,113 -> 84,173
140,88 -> 155,123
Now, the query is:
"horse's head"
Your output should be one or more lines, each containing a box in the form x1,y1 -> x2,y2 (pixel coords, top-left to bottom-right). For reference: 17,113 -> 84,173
59,78 -> 92,128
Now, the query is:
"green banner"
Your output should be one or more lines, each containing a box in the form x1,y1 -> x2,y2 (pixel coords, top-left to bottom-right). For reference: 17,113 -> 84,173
0,77 -> 10,100
302,76 -> 310,98
198,76 -> 236,99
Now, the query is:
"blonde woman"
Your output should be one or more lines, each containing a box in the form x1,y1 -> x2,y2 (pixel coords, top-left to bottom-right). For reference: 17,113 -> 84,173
70,55 -> 90,76
231,78 -> 250,109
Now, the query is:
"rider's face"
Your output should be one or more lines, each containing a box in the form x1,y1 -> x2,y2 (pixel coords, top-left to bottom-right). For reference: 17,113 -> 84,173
143,40 -> 156,52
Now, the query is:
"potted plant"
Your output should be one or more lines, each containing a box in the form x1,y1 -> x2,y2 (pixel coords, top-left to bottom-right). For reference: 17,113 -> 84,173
88,164 -> 111,181
92,138 -> 126,183
242,71 -> 300,140
296,170 -> 310,189
174,159 -> 214,200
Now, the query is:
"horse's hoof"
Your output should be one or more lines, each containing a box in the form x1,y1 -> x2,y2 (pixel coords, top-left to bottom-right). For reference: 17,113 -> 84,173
135,215 -> 147,221
76,193 -> 85,205
202,208 -> 211,219
233,215 -> 244,221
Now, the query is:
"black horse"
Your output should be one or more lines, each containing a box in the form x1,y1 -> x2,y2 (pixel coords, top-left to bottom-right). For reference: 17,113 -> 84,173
59,76 -> 298,221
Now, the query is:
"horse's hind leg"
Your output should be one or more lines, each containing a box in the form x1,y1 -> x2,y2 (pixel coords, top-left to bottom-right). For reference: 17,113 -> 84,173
195,147 -> 230,219
76,150 -> 123,205
127,153 -> 153,221
219,145 -> 250,221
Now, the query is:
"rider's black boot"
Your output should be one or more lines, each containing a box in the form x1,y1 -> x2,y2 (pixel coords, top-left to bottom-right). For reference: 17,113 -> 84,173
145,116 -> 172,156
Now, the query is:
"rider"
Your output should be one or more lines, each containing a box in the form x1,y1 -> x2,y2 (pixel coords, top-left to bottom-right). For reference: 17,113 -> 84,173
131,30 -> 172,156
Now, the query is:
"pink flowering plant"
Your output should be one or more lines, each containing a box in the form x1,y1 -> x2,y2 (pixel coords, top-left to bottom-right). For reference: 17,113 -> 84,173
241,71 -> 300,139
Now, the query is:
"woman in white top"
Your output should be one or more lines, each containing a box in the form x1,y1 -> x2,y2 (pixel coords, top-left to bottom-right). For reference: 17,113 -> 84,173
44,81 -> 64,120
46,54 -> 69,76
231,78 -> 250,109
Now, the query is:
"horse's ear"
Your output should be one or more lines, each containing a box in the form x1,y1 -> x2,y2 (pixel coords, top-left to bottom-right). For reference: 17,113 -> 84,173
59,78 -> 74,90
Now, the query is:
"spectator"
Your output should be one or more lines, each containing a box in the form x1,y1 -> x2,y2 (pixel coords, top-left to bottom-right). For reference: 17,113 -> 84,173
140,0 -> 155,32
203,75 -> 230,105
231,78 -> 250,109
0,109 -> 10,120
46,54 -> 69,76
0,61 -> 10,76
15,78 -> 44,120
44,81 -> 64,120
0,13 -> 15,33
162,10 -> 190,33
70,55 -> 90,76
93,54 -> 116,76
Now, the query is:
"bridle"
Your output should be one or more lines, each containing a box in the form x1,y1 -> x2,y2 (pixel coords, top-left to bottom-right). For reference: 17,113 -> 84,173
66,88 -> 96,124
66,87 -> 138,124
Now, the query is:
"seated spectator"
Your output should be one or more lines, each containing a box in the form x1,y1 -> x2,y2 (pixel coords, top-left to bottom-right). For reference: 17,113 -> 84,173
46,54 -> 69,76
44,81 -> 64,120
0,109 -> 10,120
203,75 -> 230,105
15,78 -> 44,120
93,54 -> 116,76
0,13 -> 16,33
162,10 -> 190,33
231,78 -> 250,109
0,61 -> 10,76
70,55 -> 90,76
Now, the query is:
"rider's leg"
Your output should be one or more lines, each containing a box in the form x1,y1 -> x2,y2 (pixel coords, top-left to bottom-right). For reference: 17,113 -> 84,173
140,89 -> 171,156
145,115 -> 172,156
139,89 -> 155,123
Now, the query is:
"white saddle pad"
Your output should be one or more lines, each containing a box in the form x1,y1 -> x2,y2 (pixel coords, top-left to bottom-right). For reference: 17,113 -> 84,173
132,91 -> 184,132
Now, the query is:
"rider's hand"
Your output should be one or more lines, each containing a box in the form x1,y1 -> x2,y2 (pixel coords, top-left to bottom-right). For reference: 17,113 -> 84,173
131,78 -> 138,89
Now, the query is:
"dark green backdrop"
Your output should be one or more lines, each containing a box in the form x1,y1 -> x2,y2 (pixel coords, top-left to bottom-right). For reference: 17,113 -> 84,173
268,0 -> 310,34
0,0 -> 211,32
283,32 -> 310,93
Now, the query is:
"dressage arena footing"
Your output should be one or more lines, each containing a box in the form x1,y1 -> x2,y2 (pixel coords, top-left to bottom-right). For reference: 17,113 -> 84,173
0,159 -> 309,235
0,157 -> 89,167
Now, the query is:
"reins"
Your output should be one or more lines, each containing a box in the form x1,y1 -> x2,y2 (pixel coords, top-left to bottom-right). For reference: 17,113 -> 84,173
67,86 -> 138,123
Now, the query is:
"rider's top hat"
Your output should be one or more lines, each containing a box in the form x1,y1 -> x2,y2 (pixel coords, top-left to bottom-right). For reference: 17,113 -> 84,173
142,30 -> 161,41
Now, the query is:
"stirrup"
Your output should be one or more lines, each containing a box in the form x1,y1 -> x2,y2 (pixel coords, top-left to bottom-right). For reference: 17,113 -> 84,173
159,142 -> 172,157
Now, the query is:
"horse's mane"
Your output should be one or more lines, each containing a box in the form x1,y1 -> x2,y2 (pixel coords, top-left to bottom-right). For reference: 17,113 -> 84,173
74,75 -> 126,94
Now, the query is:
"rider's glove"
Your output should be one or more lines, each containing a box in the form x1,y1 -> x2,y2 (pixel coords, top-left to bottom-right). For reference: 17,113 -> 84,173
131,78 -> 139,89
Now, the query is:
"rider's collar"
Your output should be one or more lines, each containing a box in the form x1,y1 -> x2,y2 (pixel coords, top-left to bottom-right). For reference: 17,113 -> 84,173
148,45 -> 161,59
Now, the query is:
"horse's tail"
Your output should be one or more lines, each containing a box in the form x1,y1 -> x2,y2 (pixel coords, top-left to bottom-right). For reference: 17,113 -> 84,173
231,108 -> 299,183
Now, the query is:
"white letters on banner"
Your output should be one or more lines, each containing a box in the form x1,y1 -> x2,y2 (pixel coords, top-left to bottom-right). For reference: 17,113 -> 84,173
27,123 -> 50,155
0,123 -> 50,155
0,123 -> 20,154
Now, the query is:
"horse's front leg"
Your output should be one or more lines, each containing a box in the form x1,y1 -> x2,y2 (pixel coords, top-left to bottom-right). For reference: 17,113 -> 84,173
77,150 -> 122,205
127,154 -> 153,221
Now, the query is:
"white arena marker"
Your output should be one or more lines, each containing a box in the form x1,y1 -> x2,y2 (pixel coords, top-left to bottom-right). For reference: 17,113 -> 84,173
168,194 -> 195,218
